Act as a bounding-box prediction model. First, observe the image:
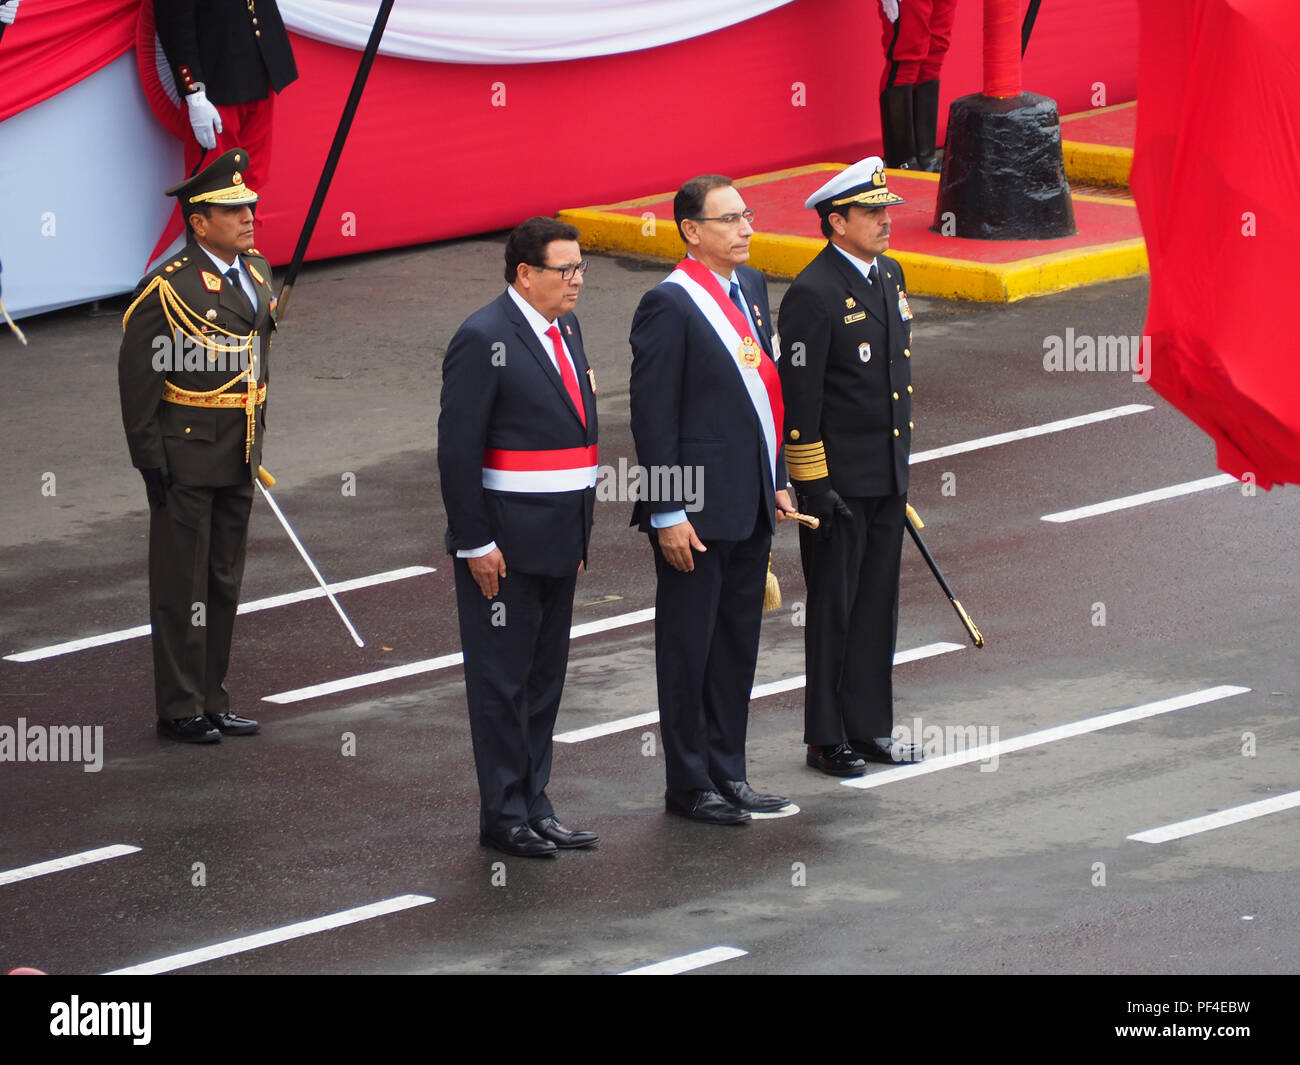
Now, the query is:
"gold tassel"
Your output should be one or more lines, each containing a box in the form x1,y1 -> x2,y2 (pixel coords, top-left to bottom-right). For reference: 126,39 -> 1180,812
763,551 -> 781,611
1,296 -> 27,346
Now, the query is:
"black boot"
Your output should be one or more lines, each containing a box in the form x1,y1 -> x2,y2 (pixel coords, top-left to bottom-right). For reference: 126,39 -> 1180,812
913,79 -> 941,172
879,85 -> 918,170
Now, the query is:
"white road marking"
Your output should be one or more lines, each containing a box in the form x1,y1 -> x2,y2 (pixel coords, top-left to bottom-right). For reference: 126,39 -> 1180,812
555,711 -> 660,744
4,566 -> 436,663
1127,790 -> 1300,844
910,404 -> 1152,464
619,946 -> 747,975
1041,474 -> 1237,523
842,685 -> 1251,790
265,607 -> 657,704
0,844 -> 141,887
750,804 -> 801,820
104,894 -> 435,975
555,642 -> 963,743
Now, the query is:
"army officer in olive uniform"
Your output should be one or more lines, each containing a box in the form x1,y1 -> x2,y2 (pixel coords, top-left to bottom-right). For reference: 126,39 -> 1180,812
119,148 -> 274,744
778,157 -> 924,776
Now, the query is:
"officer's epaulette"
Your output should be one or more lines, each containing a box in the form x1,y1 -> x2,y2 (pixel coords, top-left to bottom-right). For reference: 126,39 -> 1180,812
122,273 -> 174,331
121,253 -> 202,331
122,252 -> 199,329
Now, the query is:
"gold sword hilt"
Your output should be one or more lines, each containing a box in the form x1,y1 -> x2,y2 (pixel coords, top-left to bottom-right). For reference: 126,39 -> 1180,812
786,510 -> 821,529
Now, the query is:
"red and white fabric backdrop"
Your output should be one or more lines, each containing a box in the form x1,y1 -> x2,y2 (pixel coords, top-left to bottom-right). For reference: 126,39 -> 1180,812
0,0 -> 1138,317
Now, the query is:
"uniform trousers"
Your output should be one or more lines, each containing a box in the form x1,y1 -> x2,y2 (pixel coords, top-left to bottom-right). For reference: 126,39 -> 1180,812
149,479 -> 253,721
880,0 -> 959,90
800,493 -> 906,745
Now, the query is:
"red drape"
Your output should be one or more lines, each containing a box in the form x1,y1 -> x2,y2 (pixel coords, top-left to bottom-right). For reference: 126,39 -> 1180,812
0,0 -> 138,123
1133,0 -> 1300,489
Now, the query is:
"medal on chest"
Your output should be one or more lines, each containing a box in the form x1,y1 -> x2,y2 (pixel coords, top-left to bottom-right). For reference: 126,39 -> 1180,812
897,290 -> 914,321
738,334 -> 763,368
858,342 -> 872,363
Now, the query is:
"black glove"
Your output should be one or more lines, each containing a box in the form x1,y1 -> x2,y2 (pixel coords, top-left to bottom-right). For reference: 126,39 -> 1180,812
798,487 -> 853,539
140,466 -> 171,510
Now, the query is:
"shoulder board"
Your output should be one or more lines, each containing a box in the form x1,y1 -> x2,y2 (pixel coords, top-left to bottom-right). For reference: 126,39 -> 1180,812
121,275 -> 171,331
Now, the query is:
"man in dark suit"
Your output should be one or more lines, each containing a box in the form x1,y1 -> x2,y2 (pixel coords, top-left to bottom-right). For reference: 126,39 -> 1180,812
439,217 -> 600,859
119,148 -> 274,744
629,175 -> 794,826
778,157 -> 924,776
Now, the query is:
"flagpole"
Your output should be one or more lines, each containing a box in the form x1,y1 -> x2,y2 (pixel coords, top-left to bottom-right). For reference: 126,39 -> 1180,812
276,0 -> 396,321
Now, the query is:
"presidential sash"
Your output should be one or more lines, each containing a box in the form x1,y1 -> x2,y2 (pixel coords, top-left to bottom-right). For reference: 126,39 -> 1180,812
663,258 -> 784,487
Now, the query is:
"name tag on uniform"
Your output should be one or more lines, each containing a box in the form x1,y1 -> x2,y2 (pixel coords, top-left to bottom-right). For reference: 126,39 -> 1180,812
844,311 -> 867,324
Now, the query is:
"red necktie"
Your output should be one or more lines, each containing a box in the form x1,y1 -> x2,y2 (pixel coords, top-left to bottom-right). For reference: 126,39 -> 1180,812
545,324 -> 586,428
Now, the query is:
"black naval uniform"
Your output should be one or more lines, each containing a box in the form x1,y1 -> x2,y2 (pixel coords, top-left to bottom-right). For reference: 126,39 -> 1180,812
118,162 -> 275,726
778,243 -> 913,745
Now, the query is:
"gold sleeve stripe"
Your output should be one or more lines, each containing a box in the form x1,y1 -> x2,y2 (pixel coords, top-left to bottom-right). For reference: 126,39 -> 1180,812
787,458 -> 830,481
785,441 -> 826,458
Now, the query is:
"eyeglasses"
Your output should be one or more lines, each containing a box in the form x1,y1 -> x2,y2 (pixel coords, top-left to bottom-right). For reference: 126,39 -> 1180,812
533,260 -> 589,281
692,209 -> 756,227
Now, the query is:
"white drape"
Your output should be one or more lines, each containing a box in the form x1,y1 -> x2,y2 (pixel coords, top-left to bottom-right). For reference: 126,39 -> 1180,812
277,0 -> 797,63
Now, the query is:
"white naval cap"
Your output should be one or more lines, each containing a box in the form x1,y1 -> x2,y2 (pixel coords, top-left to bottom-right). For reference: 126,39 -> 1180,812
804,156 -> 905,214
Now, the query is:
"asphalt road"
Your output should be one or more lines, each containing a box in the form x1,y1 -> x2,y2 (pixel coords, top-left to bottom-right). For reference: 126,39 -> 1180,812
1,235 -> 1297,983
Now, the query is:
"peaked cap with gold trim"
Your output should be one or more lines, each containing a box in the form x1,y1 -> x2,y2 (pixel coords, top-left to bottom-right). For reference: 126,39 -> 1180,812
805,156 -> 905,215
165,148 -> 259,209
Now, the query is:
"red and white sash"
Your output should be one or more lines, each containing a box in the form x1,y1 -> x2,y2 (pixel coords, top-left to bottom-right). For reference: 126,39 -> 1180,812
664,258 -> 784,487
482,444 -> 599,493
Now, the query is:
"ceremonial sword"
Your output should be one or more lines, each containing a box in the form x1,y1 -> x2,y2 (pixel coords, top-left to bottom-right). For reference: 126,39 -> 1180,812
905,504 -> 984,648
256,466 -> 365,647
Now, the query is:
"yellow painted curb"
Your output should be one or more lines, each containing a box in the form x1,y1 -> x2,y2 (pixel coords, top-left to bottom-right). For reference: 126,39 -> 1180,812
560,204 -> 1147,304
1063,140 -> 1133,188
1059,101 -> 1135,187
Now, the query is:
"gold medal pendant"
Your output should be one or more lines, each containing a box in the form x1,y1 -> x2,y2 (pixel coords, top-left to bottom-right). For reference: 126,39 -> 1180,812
739,335 -> 762,368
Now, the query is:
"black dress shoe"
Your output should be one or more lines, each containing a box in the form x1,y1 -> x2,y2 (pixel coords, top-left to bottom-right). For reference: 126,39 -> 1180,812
715,780 -> 790,812
806,743 -> 868,777
531,815 -> 598,849
157,716 -> 221,744
206,712 -> 260,736
851,737 -> 925,764
479,824 -> 557,858
664,789 -> 751,825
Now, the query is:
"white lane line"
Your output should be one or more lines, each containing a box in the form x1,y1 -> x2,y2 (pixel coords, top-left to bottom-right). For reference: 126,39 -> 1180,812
0,844 -> 141,887
555,642 -> 964,744
104,894 -> 435,975
5,566 -> 436,663
619,946 -> 747,975
264,607 -> 656,704
1041,474 -> 1237,523
842,685 -> 1251,790
910,404 -> 1152,464
555,711 -> 660,744
1128,790 -> 1300,844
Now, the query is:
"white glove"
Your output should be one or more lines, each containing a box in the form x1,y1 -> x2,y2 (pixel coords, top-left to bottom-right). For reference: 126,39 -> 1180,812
879,0 -> 900,22
0,1 -> 20,27
186,89 -> 223,150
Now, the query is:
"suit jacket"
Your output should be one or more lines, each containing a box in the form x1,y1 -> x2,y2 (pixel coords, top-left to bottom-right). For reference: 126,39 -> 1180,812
438,291 -> 598,578
155,0 -> 298,106
777,244 -> 912,498
119,241 -> 276,487
629,263 -> 785,541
